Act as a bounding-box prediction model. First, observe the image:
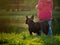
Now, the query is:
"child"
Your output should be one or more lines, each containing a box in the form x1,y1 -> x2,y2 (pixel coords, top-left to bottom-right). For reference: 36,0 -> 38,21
35,0 -> 53,36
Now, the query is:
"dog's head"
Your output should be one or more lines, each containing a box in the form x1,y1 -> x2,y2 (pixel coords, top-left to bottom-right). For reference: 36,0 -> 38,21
25,15 -> 34,24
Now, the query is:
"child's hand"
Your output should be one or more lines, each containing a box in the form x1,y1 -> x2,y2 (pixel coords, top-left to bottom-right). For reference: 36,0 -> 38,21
35,4 -> 38,10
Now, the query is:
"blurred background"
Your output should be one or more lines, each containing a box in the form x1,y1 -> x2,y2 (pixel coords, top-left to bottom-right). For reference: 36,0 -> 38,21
0,0 -> 60,35
0,0 -> 60,45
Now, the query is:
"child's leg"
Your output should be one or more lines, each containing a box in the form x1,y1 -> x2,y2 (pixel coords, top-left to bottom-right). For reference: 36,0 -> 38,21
48,20 -> 53,36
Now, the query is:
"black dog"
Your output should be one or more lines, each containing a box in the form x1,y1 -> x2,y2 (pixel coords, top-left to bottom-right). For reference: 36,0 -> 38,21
26,15 -> 49,35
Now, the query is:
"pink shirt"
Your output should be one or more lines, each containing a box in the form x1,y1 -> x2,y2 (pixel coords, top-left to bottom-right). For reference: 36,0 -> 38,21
36,0 -> 53,20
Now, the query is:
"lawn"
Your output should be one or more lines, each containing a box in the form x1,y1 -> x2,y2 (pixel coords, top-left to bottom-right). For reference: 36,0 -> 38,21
0,32 -> 60,45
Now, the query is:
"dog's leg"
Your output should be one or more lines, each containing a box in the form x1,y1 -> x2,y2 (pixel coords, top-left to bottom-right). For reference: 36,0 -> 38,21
29,28 -> 32,35
29,31 -> 32,35
37,31 -> 41,36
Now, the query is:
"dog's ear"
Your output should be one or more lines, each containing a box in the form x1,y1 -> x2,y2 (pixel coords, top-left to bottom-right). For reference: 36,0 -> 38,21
26,16 -> 28,19
31,15 -> 34,20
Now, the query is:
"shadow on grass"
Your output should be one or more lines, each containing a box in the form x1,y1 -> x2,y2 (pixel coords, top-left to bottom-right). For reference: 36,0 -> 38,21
0,39 -> 8,44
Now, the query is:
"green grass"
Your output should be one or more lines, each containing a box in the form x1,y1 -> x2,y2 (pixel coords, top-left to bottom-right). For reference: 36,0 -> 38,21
0,32 -> 60,45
